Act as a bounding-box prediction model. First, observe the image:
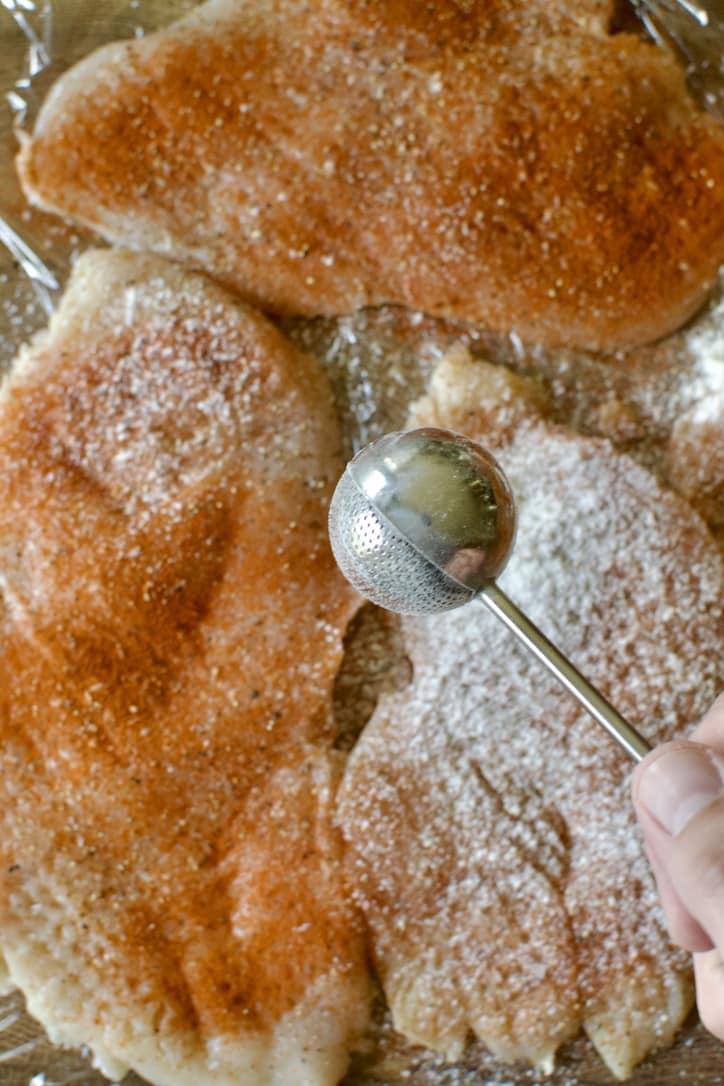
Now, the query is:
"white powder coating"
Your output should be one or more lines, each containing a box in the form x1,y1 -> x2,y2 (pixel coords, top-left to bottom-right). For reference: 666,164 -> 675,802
684,278 -> 724,398
337,357 -> 723,1081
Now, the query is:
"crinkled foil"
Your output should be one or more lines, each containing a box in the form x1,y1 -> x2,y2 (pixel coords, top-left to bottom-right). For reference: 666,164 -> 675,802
0,3 -> 723,1086
632,0 -> 724,120
0,0 -> 198,369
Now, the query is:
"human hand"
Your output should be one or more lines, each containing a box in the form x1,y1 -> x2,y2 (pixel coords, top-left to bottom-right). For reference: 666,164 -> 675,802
632,696 -> 724,1039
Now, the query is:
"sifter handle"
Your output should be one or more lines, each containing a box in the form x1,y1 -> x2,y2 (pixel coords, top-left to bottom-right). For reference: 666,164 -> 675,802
478,582 -> 651,763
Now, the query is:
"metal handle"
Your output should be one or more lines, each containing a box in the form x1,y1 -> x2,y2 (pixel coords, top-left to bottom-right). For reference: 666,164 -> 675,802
479,582 -> 651,763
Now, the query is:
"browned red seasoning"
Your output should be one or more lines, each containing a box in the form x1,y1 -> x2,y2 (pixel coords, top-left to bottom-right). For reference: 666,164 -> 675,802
17,0 -> 724,351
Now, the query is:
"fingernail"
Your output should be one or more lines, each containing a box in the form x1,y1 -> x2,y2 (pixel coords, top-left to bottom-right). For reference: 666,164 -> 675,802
637,747 -> 724,836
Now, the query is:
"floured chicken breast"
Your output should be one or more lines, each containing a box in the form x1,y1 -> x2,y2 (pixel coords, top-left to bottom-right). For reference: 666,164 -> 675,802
16,0 -> 724,351
668,392 -> 724,540
337,350 -> 723,1079
0,250 -> 370,1086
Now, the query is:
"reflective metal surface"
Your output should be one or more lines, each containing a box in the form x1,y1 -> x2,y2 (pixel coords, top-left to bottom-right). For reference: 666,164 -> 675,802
347,428 -> 516,594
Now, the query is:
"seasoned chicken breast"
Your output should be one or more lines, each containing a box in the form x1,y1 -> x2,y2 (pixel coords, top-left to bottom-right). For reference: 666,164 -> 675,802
0,249 -> 370,1086
17,0 -> 724,351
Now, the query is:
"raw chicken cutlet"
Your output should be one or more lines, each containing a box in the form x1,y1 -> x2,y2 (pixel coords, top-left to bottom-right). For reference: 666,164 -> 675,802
16,0 -> 724,351
0,249 -> 370,1086
336,350 -> 724,1080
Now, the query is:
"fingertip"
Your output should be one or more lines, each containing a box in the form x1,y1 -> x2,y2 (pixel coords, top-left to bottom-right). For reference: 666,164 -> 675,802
692,693 -> 724,748
632,742 -> 724,837
695,950 -> 724,1041
630,724 -> 724,957
666,904 -> 715,954
636,807 -> 714,953
631,740 -> 711,808
631,696 -> 724,803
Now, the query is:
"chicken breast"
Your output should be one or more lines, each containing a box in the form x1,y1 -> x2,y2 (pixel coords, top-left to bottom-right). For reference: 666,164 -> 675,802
0,249 -> 370,1086
337,350 -> 723,1079
17,0 -> 724,351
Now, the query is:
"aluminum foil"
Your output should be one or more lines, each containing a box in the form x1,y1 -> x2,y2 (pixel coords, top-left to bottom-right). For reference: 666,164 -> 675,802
0,0 -> 197,370
633,0 -> 724,119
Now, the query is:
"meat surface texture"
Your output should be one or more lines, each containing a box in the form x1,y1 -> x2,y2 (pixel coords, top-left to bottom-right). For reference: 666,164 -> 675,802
17,0 -> 724,351
0,249 -> 370,1086
337,350 -> 724,1079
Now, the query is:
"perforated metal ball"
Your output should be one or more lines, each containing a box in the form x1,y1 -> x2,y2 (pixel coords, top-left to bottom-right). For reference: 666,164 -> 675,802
328,428 -> 516,615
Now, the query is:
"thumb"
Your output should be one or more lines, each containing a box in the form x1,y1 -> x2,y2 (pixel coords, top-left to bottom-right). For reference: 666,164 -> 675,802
635,742 -> 724,950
